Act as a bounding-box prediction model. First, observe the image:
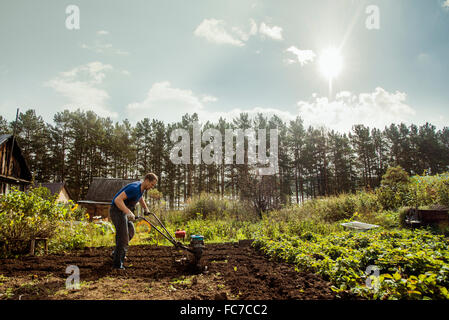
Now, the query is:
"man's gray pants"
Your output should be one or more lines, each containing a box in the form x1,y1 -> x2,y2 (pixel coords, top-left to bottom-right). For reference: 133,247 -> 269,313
110,204 -> 135,267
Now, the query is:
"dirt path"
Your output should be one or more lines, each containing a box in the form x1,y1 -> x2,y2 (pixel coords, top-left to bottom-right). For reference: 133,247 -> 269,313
0,242 -> 348,300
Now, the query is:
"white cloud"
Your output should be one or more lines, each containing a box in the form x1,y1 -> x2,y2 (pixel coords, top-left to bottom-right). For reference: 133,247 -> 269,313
81,31 -> 129,55
202,106 -> 294,124
285,46 -> 316,66
114,49 -> 130,55
259,22 -> 283,41
194,18 -> 284,46
296,87 -> 416,132
443,0 -> 449,8
82,42 -> 111,53
249,19 -> 258,36
60,61 -> 113,84
417,53 -> 431,63
44,62 -> 117,118
126,82 -> 293,124
81,41 -> 130,55
126,83 -> 421,132
194,19 -> 245,46
202,95 -> 218,103
126,82 -> 205,122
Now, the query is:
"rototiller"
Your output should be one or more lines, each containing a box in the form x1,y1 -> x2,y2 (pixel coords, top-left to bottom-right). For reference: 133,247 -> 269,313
135,212 -> 204,264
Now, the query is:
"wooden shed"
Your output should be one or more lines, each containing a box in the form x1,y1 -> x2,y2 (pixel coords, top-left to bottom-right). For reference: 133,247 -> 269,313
78,177 -> 135,220
0,134 -> 32,194
404,207 -> 449,229
33,182 -> 73,203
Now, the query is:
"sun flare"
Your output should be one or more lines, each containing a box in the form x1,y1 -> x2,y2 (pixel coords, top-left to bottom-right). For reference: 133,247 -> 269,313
319,47 -> 343,80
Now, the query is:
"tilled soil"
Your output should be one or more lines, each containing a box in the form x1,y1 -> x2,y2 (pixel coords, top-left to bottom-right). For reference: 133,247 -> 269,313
0,242 -> 352,300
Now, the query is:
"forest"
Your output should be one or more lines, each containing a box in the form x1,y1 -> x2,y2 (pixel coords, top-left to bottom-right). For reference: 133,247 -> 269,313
0,109 -> 448,209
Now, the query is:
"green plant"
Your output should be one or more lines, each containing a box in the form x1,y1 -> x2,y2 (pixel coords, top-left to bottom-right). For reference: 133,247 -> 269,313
0,187 -> 94,256
254,228 -> 449,300
170,276 -> 194,286
2,287 -> 14,299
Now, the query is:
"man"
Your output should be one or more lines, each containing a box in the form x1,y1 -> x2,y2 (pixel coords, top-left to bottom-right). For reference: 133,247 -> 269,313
110,173 -> 158,269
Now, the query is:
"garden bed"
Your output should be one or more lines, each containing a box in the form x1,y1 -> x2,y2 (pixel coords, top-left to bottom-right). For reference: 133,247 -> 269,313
0,242 -> 353,300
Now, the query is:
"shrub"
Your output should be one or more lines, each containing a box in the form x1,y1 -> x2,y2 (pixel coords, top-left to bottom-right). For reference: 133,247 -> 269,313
184,193 -> 224,219
436,177 -> 449,208
0,187 -> 84,256
183,193 -> 257,221
356,210 -> 400,229
407,173 -> 449,209
68,203 -> 88,221
376,166 -> 410,210
267,192 -> 381,224
48,222 -> 90,253
398,207 -> 412,228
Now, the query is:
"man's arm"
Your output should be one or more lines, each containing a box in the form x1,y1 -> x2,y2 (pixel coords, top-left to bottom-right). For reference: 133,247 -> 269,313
114,191 -> 133,216
139,197 -> 150,213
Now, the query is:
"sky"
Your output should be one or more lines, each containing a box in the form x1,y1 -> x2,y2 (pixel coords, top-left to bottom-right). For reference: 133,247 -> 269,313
0,0 -> 448,132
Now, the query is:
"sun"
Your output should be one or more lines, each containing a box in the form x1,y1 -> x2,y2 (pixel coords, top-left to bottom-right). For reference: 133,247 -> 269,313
319,47 -> 343,80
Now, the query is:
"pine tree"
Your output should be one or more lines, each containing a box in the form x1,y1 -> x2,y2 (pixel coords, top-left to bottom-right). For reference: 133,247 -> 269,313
287,117 -> 306,203
350,124 -> 376,189
0,116 -> 10,135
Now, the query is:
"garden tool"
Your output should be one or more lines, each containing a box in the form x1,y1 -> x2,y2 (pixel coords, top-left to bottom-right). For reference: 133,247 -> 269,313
135,212 -> 204,265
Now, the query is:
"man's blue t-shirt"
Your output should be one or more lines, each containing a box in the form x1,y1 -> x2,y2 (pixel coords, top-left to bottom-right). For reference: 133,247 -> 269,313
111,181 -> 143,210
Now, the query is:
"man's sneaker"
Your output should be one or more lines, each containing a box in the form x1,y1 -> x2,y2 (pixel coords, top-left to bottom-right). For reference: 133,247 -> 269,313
113,264 -> 125,270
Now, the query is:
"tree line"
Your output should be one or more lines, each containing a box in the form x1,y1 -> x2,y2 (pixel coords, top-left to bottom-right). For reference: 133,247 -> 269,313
0,109 -> 448,210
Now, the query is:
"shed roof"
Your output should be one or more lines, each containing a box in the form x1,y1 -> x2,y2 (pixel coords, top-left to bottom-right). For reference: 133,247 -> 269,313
82,177 -> 137,203
0,134 -> 12,145
33,182 -> 72,199
0,134 -> 32,182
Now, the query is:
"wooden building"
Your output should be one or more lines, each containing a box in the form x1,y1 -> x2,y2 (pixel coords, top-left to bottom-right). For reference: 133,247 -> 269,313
78,177 -> 135,220
0,134 -> 32,194
33,182 -> 73,203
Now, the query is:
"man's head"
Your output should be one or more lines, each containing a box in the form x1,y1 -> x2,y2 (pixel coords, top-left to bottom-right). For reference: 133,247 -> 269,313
143,173 -> 158,190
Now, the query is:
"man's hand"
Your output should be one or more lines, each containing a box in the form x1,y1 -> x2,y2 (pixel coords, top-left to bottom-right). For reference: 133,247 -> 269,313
139,197 -> 151,216
126,210 -> 135,221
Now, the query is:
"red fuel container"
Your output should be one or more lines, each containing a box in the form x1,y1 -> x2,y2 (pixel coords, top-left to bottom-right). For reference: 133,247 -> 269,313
175,230 -> 186,239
